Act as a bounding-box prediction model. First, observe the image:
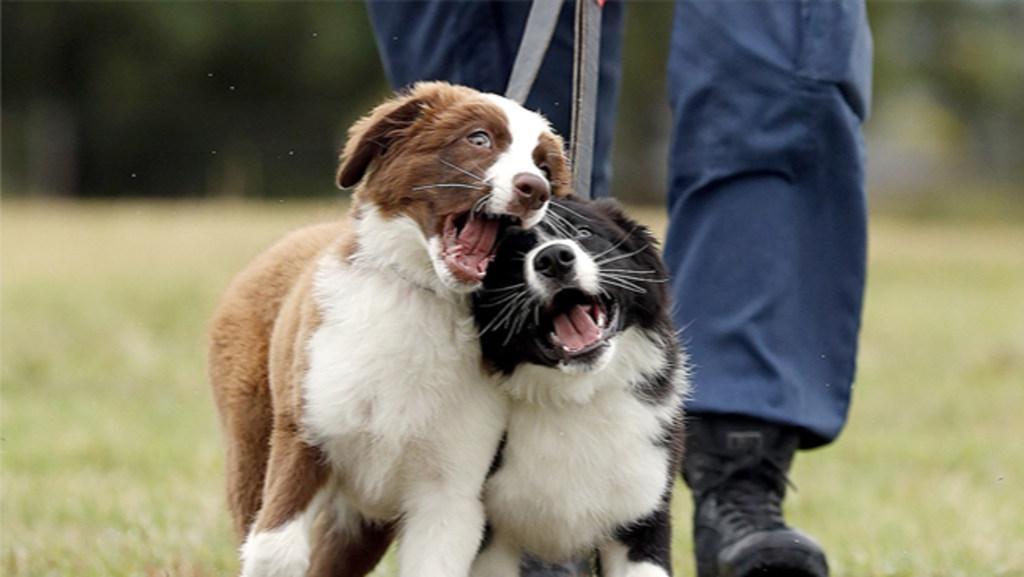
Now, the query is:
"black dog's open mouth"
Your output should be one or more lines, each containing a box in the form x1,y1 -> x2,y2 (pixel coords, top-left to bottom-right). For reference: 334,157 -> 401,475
442,211 -> 520,283
539,288 -> 620,362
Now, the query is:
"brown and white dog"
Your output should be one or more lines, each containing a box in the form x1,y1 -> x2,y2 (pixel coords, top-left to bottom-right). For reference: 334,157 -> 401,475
208,82 -> 570,577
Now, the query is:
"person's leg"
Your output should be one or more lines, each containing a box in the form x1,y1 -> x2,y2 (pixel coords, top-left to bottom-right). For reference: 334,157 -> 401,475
366,0 -> 624,198
664,1 -> 871,576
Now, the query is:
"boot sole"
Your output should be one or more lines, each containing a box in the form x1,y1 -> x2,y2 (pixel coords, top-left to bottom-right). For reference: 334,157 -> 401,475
716,530 -> 829,577
723,547 -> 828,577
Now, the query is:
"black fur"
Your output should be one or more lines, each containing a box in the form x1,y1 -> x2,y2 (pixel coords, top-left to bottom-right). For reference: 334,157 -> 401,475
634,337 -> 684,405
615,497 -> 673,571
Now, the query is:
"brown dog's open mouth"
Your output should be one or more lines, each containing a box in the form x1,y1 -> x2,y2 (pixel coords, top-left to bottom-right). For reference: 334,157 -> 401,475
441,211 -> 519,283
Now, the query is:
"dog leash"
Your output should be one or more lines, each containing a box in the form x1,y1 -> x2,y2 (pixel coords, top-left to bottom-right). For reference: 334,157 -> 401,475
506,0 -> 604,201
505,0 -> 565,105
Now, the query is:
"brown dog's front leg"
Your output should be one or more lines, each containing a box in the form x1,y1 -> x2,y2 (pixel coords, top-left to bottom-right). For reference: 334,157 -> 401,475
239,425 -> 329,577
308,505 -> 396,577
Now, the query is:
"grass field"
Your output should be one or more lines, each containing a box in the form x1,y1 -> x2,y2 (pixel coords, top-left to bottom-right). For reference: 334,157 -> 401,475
2,199 -> 1022,577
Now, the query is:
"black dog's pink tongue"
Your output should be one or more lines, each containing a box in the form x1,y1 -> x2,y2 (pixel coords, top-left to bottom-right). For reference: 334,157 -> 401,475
452,215 -> 501,277
553,305 -> 602,352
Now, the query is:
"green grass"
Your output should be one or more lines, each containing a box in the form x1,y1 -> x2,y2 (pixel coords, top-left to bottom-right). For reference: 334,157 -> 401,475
3,200 -> 1022,577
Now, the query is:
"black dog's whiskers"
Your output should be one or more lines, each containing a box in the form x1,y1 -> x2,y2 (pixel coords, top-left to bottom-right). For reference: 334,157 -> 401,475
599,268 -> 669,283
479,279 -> 542,345
600,268 -> 658,275
548,202 -> 593,224
598,272 -> 643,293
505,300 -> 536,346
479,287 -> 530,308
479,299 -> 521,335
600,273 -> 645,289
480,291 -> 533,336
482,282 -> 526,295
612,277 -> 668,285
595,245 -> 651,267
545,210 -> 584,239
541,212 -> 577,240
599,277 -> 647,295
606,276 -> 668,286
602,277 -> 650,292
591,227 -> 638,261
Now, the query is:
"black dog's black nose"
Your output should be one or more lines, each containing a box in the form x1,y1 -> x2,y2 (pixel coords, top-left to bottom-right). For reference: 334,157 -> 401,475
534,244 -> 576,280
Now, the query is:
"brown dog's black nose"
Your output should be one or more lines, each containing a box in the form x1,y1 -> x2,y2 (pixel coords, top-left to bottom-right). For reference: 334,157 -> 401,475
513,172 -> 551,211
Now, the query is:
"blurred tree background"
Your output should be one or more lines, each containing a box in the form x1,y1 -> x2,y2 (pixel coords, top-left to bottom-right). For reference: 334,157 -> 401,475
2,0 -> 1023,205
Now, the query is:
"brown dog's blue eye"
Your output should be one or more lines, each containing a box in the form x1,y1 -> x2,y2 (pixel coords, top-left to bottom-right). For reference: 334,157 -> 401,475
467,130 -> 492,148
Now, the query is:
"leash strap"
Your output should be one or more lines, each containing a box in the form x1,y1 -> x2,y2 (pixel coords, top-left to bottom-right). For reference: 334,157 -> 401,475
506,0 -> 603,200
569,0 -> 602,200
505,0 -> 566,105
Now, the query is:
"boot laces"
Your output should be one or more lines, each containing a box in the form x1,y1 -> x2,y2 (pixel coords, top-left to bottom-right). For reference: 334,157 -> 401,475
706,453 -> 797,536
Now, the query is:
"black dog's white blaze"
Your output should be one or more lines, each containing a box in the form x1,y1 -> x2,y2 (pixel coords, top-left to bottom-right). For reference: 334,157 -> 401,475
471,198 -> 688,576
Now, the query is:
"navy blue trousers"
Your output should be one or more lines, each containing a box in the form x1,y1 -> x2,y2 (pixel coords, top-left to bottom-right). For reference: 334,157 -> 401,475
368,0 -> 872,448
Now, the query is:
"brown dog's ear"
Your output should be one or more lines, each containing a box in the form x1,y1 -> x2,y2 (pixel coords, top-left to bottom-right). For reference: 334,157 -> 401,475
336,95 -> 427,189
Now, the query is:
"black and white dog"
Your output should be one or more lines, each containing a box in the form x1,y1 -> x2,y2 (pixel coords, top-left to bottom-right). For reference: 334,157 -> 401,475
471,198 -> 688,577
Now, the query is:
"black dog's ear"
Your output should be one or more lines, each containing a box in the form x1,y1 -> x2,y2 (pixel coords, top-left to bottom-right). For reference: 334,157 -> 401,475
590,198 -> 661,250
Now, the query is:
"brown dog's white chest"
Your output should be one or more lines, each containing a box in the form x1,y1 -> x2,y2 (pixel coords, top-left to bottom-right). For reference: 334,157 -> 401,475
300,250 -> 507,519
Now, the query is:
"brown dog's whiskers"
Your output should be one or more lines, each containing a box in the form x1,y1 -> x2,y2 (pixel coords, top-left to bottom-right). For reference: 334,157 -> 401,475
438,158 -> 487,183
411,183 -> 486,192
472,193 -> 494,215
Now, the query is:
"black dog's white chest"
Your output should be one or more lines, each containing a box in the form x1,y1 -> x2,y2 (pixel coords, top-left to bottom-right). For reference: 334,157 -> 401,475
483,385 -> 673,559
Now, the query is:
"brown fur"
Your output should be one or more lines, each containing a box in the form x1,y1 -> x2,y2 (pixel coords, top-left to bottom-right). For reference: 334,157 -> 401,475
209,221 -> 344,537
340,83 -> 569,236
208,82 -> 571,575
308,514 -> 395,577
534,132 -> 569,187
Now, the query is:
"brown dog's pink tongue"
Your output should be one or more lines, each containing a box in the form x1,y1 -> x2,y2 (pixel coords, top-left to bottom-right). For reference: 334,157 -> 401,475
455,216 -> 501,275
553,305 -> 602,351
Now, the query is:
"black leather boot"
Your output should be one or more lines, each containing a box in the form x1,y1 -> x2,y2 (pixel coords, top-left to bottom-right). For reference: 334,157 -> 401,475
683,415 -> 829,577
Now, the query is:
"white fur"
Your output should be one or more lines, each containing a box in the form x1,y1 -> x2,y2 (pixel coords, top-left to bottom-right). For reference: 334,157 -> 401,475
524,238 -> 601,301
353,204 -> 470,296
301,213 -> 508,576
469,534 -> 521,577
240,489 -> 328,577
600,542 -> 671,577
569,242 -> 600,295
482,94 -> 551,228
324,489 -> 364,537
479,328 -> 687,563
